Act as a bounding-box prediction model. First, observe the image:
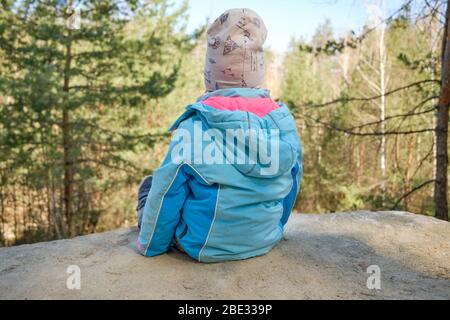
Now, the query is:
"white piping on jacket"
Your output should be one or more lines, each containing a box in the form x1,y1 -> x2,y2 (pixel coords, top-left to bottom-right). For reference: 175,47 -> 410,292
185,163 -> 212,186
198,184 -> 221,262
143,163 -> 214,255
143,164 -> 183,255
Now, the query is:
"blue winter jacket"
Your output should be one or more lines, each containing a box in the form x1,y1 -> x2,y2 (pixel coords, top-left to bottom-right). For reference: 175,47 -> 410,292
138,88 -> 302,263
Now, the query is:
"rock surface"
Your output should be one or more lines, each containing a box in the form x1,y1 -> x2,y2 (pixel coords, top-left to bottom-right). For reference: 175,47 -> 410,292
0,211 -> 449,300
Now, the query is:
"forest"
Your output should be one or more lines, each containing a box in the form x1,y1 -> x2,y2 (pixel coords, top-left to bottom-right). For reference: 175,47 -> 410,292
0,0 -> 449,246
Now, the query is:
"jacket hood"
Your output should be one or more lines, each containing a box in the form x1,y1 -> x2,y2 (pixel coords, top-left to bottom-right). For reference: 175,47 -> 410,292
170,88 -> 300,179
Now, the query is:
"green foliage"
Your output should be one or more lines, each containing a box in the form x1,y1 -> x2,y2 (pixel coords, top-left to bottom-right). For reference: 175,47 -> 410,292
281,14 -> 441,215
0,0 -> 202,244
1,1 -> 446,245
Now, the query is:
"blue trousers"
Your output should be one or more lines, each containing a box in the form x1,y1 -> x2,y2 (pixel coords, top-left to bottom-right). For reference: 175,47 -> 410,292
136,176 -> 153,229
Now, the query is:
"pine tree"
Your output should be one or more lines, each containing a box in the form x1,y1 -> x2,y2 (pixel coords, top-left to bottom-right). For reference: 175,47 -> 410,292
0,0 -> 200,240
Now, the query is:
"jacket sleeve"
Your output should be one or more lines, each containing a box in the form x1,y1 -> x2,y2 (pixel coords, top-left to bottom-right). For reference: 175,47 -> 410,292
281,144 -> 303,227
137,133 -> 190,257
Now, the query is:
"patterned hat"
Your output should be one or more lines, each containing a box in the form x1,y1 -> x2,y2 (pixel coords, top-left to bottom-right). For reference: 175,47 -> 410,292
204,8 -> 268,92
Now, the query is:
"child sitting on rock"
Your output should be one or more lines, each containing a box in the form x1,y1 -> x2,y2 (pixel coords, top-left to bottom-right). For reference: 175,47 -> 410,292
136,8 -> 302,263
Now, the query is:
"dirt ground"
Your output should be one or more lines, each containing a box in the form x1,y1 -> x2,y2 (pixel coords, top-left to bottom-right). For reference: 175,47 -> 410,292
0,211 -> 449,300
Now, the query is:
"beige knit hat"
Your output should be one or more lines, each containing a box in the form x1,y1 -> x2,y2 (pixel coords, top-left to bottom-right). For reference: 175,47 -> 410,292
204,8 -> 268,92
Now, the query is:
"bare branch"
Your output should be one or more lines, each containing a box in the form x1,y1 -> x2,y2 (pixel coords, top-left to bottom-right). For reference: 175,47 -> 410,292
391,180 -> 436,210
303,114 -> 435,136
412,140 -> 436,179
346,104 -> 437,132
302,80 -> 439,110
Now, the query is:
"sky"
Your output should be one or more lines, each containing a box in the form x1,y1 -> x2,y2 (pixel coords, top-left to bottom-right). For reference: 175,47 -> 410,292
180,0 -> 406,53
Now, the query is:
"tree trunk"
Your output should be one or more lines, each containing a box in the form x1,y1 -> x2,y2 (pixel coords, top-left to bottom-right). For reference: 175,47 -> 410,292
0,188 -> 5,246
429,13 -> 440,196
63,26 -> 74,235
379,21 -> 387,206
377,0 -> 388,207
435,0 -> 450,221
404,136 -> 415,211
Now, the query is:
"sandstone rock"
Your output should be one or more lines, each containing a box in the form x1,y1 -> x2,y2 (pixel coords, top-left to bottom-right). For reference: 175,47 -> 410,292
0,211 -> 449,300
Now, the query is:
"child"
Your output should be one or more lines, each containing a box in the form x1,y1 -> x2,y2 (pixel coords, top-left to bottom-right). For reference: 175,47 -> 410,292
137,8 -> 302,263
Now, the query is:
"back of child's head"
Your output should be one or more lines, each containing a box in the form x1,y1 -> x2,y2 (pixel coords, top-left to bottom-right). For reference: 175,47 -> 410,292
204,8 -> 267,92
